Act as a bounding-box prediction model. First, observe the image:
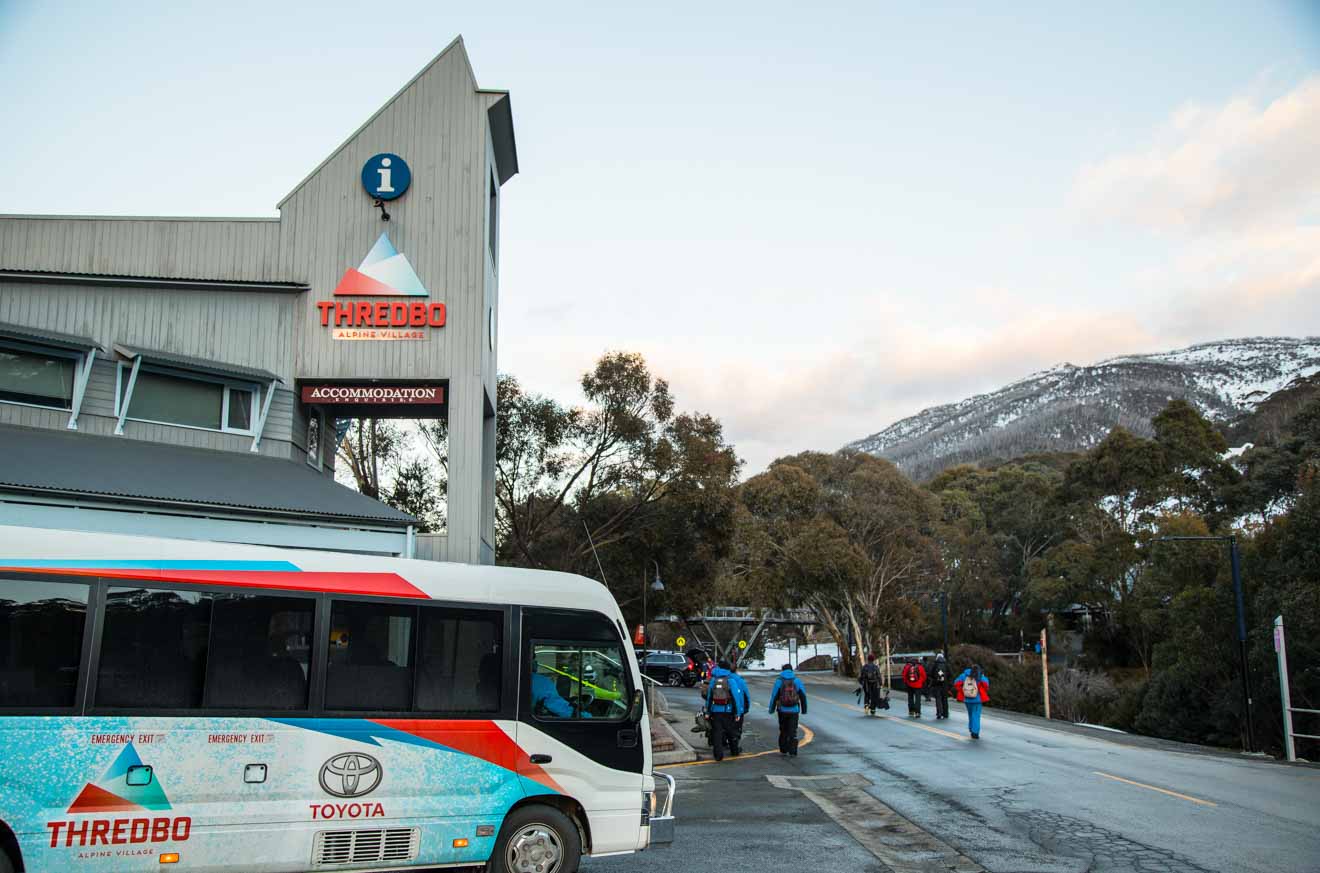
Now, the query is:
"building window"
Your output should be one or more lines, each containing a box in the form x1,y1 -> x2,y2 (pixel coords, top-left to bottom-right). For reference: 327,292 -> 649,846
488,173 -> 499,263
0,578 -> 89,709
306,412 -> 322,469
117,365 -> 257,434
0,346 -> 76,409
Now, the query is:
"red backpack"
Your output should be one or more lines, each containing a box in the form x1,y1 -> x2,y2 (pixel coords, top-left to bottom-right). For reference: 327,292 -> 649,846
778,678 -> 800,708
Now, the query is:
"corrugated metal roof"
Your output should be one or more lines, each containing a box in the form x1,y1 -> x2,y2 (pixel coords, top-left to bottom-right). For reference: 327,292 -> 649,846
0,320 -> 103,353
114,344 -> 281,384
0,425 -> 416,526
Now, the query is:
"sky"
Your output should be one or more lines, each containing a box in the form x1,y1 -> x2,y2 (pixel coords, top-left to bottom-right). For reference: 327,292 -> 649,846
3,0 -> 1319,475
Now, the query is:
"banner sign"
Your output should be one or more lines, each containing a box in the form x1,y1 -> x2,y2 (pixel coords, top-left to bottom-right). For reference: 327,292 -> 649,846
301,385 -> 444,405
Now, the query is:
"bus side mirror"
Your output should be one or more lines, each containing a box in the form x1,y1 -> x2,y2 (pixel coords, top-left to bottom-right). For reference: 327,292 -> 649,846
628,689 -> 645,723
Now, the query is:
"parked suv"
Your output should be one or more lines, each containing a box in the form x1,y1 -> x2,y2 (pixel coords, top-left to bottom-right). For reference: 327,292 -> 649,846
638,650 -> 699,687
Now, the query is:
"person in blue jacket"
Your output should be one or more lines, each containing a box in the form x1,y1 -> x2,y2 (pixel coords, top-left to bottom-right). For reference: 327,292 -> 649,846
705,662 -> 745,761
531,671 -> 591,719
725,660 -> 752,751
768,663 -> 809,756
953,664 -> 989,739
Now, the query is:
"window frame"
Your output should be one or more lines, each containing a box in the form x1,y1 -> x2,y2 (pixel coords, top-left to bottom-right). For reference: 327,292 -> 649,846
306,407 -> 324,470
114,361 -> 260,436
319,594 -> 512,720
85,578 -> 322,718
527,636 -> 635,725
0,573 -> 95,716
5,575 -> 517,721
0,339 -> 83,412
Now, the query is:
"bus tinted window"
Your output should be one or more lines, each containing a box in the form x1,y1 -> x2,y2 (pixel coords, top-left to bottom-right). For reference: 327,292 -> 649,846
0,578 -> 88,708
416,609 -> 502,713
531,641 -> 630,721
97,587 -> 211,708
204,594 -> 314,710
327,600 -> 415,711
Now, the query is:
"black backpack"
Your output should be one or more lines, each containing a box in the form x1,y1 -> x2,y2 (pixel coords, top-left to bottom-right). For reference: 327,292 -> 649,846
860,663 -> 881,685
710,675 -> 732,705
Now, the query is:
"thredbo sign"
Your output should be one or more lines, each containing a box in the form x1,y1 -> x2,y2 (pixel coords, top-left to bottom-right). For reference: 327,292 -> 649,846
318,225 -> 445,341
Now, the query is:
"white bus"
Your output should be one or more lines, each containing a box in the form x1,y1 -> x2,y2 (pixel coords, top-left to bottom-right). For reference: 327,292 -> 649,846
0,525 -> 674,873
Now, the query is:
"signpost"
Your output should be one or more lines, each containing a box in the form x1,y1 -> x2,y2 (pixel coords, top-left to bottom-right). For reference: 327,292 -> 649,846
1040,628 -> 1051,720
675,636 -> 686,650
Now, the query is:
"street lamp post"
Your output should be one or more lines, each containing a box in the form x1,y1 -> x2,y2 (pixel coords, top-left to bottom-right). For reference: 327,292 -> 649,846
641,561 -> 664,655
1156,535 -> 1255,753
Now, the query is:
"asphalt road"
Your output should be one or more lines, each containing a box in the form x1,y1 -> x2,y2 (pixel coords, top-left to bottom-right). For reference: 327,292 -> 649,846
584,672 -> 1320,873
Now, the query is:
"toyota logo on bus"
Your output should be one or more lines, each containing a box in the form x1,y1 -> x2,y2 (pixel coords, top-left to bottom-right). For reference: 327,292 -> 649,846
319,753 -> 383,798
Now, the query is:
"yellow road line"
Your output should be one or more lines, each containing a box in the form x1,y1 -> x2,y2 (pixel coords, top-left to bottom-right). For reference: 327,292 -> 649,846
657,725 -> 815,770
1093,771 -> 1218,807
813,692 -> 969,742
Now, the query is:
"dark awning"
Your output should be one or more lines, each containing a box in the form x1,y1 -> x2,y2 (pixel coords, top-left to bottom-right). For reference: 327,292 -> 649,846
114,344 -> 281,385
0,425 -> 416,526
0,320 -> 104,353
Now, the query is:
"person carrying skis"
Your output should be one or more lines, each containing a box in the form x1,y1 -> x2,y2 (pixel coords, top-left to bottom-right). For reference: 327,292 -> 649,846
859,653 -> 885,715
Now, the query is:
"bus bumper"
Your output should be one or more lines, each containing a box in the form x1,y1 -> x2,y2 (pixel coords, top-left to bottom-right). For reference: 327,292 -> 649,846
646,772 -> 676,846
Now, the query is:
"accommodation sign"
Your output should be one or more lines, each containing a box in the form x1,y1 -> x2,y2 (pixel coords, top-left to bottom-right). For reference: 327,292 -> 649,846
301,385 -> 445,405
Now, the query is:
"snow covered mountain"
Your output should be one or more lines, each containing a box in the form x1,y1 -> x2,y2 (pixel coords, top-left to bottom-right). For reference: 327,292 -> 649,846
845,337 -> 1320,481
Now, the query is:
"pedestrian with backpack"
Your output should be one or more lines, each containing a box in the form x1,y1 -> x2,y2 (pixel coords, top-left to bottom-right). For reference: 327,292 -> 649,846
724,660 -> 752,751
901,657 -> 927,718
930,653 -> 951,720
953,664 -> 990,739
705,661 -> 745,761
858,654 -> 885,715
768,663 -> 809,756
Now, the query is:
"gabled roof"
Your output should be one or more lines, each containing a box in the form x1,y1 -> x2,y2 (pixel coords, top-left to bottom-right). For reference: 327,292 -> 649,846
0,425 -> 416,526
278,35 -> 518,208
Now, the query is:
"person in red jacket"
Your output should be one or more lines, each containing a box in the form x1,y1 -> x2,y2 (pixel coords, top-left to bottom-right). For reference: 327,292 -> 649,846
953,664 -> 991,739
901,657 -> 927,718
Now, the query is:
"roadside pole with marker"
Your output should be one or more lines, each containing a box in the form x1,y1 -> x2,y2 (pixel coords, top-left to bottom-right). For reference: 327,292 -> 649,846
1040,628 -> 1051,720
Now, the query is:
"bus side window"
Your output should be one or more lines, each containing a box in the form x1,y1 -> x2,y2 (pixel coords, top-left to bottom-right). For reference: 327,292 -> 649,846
326,600 -> 416,711
415,608 -> 502,714
97,587 -> 211,709
204,594 -> 314,710
0,577 -> 89,709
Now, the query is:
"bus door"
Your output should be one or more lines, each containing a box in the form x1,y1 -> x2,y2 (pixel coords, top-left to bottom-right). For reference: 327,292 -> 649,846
518,608 -> 644,856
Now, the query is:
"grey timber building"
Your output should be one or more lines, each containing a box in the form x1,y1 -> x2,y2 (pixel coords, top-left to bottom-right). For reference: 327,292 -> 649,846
0,38 -> 515,562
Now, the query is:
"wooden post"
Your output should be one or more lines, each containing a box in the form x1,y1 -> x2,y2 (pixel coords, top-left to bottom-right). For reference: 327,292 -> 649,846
1040,628 -> 1051,720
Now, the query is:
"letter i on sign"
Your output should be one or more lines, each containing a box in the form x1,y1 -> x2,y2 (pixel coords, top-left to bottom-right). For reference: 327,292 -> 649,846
377,158 -> 394,193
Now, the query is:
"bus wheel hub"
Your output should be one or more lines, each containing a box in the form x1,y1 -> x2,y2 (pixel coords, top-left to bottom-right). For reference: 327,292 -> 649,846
508,825 -> 561,873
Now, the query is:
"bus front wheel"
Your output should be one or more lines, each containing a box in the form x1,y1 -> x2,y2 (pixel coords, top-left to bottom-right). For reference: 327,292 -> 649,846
489,804 -> 582,873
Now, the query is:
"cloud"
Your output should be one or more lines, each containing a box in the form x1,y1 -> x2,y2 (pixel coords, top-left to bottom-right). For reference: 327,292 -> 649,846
1074,77 -> 1320,232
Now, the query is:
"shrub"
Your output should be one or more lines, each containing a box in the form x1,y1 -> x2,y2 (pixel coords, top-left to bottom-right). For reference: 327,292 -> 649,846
1048,669 -> 1118,723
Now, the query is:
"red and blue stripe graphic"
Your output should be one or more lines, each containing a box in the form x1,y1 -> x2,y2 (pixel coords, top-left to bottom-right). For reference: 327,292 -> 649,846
0,558 -> 429,599
270,718 -> 563,794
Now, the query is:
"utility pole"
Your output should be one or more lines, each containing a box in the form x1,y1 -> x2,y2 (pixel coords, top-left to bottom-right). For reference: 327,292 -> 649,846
1040,628 -> 1051,720
1156,535 -> 1255,753
940,591 -> 950,658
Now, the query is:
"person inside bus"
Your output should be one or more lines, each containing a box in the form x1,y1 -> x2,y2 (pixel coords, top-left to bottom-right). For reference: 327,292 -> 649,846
531,670 -> 591,718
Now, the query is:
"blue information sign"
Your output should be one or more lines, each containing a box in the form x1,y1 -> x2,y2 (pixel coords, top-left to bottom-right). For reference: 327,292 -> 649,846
361,153 -> 411,201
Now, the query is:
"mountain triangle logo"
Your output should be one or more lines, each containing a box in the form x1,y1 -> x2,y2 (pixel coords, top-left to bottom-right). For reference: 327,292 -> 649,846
66,743 -> 172,814
332,232 -> 429,297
